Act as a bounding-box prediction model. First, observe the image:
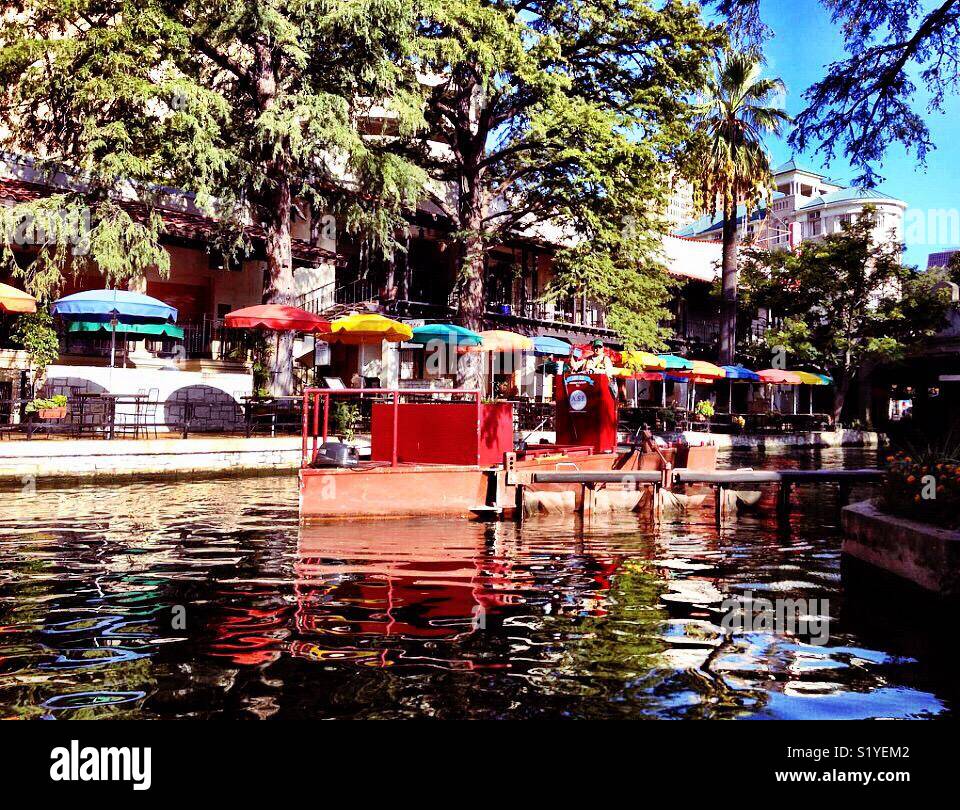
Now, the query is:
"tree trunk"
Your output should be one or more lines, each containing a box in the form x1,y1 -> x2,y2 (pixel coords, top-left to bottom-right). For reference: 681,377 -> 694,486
262,175 -> 296,396
253,46 -> 296,396
857,359 -> 876,429
719,194 -> 739,365
453,76 -> 490,391
456,222 -> 486,390
832,370 -> 851,427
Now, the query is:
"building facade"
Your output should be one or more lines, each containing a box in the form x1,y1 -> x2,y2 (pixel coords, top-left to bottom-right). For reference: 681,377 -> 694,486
674,159 -> 907,250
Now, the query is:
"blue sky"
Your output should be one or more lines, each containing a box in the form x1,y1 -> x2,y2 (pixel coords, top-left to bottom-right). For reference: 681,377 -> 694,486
757,1 -> 960,268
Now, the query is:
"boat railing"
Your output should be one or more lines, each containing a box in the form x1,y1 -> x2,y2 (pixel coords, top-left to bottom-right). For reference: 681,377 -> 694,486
301,387 -> 484,468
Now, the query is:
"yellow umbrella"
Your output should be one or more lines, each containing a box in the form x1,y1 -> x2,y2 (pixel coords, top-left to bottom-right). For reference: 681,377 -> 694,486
0,283 -> 37,314
320,313 -> 413,344
794,370 -> 827,385
465,330 -> 534,352
620,350 -> 666,371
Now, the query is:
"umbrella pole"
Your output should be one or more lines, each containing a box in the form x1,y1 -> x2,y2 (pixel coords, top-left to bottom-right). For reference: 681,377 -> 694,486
110,316 -> 117,368
794,386 -> 798,415
728,379 -> 733,413
662,379 -> 666,407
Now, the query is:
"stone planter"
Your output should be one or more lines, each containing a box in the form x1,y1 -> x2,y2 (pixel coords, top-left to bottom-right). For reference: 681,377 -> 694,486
841,500 -> 960,597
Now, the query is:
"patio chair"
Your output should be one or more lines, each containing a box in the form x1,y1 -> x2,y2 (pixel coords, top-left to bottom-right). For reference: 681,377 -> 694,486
138,388 -> 160,439
113,399 -> 140,439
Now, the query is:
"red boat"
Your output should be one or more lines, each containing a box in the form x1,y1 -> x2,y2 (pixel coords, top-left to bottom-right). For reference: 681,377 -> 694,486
298,374 -> 717,521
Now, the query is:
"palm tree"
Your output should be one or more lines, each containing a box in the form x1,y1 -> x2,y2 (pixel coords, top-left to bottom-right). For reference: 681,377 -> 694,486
691,53 -> 789,365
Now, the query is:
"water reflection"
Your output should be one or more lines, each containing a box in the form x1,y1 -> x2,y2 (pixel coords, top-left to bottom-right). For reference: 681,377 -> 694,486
0,450 -> 952,718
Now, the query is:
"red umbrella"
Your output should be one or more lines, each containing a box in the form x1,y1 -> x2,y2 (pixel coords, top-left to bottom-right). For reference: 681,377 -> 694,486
223,304 -> 330,332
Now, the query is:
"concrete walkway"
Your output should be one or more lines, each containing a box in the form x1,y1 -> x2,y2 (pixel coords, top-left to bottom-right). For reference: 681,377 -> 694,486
0,436 -> 303,484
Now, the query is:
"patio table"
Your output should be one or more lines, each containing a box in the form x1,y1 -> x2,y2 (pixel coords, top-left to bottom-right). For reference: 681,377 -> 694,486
242,395 -> 304,437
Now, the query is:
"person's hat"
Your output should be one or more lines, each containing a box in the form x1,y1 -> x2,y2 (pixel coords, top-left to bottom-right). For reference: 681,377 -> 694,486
591,339 -> 603,348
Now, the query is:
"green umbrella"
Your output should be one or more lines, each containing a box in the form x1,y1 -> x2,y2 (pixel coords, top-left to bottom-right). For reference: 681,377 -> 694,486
67,320 -> 184,339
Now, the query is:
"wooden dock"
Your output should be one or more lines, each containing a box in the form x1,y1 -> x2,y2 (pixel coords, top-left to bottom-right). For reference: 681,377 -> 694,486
516,467 -> 885,526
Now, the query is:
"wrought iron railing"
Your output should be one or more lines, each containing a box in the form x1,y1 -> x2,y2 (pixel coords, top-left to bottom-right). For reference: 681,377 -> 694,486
299,278 -> 376,314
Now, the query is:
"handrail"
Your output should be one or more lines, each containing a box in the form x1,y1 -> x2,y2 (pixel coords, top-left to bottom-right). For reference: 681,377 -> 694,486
301,387 -> 483,468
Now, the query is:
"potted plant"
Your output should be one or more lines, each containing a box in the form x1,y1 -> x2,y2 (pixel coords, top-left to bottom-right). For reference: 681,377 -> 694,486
694,400 -> 715,422
732,414 -> 746,434
26,394 -> 68,420
331,401 -> 360,443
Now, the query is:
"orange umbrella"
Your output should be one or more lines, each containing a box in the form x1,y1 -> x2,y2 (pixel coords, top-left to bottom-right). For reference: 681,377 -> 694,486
0,283 -> 36,314
465,330 -> 534,352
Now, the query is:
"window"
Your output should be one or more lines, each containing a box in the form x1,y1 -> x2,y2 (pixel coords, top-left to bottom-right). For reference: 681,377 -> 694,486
809,211 -> 821,235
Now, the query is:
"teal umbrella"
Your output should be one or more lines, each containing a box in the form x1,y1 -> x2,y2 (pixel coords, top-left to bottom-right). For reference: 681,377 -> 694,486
409,323 -> 483,347
657,355 -> 692,406
68,320 -> 184,339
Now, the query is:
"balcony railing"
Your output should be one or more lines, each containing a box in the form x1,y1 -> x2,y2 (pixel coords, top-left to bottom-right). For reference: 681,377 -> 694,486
489,299 -> 607,329
299,278 -> 376,314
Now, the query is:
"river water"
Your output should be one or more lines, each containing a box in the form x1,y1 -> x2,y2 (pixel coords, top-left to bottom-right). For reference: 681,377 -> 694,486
0,448 -> 953,719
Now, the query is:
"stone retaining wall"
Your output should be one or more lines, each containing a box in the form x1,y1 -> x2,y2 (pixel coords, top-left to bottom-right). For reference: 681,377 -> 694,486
841,500 -> 960,597
682,429 -> 881,451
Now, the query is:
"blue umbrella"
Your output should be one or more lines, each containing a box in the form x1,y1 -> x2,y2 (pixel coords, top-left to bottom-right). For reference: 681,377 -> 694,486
721,365 -> 760,414
409,323 -> 482,347
53,289 -> 178,367
533,336 -> 572,356
53,289 -> 178,322
721,364 -> 760,381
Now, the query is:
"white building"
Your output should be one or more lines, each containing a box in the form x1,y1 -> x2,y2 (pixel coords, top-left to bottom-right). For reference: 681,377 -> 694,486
673,159 -> 907,249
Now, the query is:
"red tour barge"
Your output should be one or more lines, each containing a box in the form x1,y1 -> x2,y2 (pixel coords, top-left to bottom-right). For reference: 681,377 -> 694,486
298,374 -> 717,520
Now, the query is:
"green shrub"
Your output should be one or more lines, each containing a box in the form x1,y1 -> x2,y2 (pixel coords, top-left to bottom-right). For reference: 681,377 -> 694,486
331,402 -> 360,442
695,400 -> 715,418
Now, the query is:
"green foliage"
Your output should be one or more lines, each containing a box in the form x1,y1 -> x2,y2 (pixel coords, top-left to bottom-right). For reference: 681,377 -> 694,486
683,52 -> 789,218
787,0 -> 960,186
740,208 -> 952,382
695,399 -> 715,418
0,0 -> 426,298
331,401 -> 360,442
410,0 -> 722,342
679,50 -> 788,362
1,197 -> 169,300
10,310 -> 60,374
25,394 -> 67,413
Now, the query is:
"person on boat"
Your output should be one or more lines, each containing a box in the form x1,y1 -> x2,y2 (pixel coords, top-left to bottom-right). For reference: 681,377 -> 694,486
584,339 -> 614,375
